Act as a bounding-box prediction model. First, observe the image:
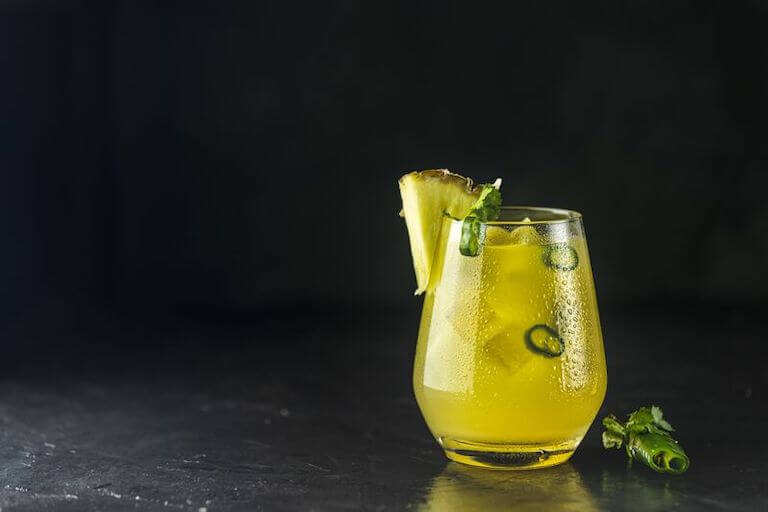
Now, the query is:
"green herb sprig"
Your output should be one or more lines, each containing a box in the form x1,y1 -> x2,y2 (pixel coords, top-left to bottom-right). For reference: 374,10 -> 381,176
459,181 -> 502,257
602,406 -> 689,474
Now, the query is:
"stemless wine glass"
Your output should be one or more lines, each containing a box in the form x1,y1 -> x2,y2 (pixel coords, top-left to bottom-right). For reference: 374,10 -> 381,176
413,207 -> 607,470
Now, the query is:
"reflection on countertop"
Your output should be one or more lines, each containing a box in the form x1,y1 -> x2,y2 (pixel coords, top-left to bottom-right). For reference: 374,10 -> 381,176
419,462 -> 598,512
417,460 -> 698,512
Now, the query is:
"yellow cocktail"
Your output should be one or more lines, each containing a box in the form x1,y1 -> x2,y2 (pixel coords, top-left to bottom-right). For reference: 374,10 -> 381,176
412,208 -> 606,469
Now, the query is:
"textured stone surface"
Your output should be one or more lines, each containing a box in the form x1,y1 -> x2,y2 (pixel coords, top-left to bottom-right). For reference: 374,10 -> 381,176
0,304 -> 764,510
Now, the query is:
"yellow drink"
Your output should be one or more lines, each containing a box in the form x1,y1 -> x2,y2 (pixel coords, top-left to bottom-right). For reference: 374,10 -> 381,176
413,211 -> 607,469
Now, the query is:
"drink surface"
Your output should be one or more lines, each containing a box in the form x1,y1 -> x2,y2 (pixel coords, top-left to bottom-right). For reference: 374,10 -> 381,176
413,218 -> 607,447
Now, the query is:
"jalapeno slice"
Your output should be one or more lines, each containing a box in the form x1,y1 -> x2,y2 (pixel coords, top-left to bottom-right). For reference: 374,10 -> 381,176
524,324 -> 564,357
544,244 -> 579,271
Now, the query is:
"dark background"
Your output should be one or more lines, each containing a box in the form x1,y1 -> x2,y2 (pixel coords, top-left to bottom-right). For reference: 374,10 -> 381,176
1,2 -> 768,509
3,0 -> 767,321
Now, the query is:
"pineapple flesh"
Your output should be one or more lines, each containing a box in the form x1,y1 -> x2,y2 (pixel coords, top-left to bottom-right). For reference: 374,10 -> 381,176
398,170 -> 482,294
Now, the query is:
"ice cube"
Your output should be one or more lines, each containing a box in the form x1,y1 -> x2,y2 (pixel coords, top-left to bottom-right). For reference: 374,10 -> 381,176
483,327 -> 534,373
507,225 -> 542,246
485,224 -> 542,247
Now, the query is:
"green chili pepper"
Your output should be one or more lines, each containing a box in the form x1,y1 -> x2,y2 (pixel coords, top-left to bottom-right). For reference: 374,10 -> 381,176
602,406 -> 690,475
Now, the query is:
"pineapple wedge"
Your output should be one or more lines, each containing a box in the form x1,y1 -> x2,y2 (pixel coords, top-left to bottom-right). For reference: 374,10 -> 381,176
398,170 -> 482,294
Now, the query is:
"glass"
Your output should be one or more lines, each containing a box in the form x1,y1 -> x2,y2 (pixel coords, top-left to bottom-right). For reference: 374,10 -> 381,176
412,206 -> 607,469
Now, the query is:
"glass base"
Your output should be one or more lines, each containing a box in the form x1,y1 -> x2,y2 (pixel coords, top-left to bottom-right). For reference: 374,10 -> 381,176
439,437 -> 579,470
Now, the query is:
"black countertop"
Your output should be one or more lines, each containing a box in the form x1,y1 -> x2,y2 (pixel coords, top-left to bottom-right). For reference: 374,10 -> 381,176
0,303 -> 765,511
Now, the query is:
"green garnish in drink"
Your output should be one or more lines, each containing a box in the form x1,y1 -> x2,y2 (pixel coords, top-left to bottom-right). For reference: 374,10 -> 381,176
459,179 -> 502,257
524,324 -> 565,357
602,406 -> 690,474
543,243 -> 579,271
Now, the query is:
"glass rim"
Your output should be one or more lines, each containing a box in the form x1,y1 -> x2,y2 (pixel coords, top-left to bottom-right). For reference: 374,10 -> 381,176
483,206 -> 583,226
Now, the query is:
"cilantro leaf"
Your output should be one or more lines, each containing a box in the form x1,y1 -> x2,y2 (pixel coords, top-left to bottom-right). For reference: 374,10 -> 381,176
602,415 -> 626,436
627,406 -> 654,428
651,405 -> 675,432
602,431 -> 624,449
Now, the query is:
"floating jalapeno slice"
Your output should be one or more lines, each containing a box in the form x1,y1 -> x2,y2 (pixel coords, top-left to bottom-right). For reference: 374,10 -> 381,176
524,324 -> 564,357
544,244 -> 579,271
